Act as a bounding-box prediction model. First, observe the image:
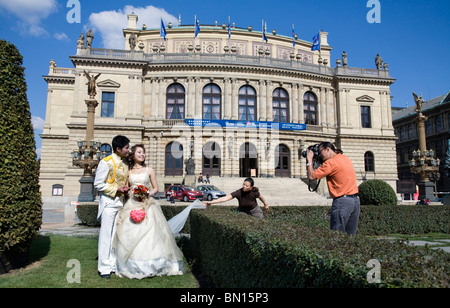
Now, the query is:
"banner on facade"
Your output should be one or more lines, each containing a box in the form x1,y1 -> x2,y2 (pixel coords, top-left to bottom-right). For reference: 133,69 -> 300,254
185,119 -> 306,131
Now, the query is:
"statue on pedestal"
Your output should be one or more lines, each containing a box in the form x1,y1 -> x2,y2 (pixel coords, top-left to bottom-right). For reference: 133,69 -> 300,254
185,158 -> 195,175
84,71 -> 101,99
412,92 -> 423,114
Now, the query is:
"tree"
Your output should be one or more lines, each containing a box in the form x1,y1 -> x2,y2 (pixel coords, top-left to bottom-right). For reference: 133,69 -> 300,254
0,40 -> 42,273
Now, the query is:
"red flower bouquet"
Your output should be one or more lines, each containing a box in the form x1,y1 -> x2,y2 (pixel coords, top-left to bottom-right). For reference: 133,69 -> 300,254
130,209 -> 146,223
133,185 -> 149,202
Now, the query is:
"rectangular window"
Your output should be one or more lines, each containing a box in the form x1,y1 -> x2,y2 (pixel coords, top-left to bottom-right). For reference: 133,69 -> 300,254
101,92 -> 115,118
52,184 -> 63,196
361,106 -> 371,128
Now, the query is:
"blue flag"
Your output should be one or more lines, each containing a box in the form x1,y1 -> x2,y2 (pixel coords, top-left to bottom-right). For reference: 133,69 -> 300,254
262,21 -> 268,43
160,19 -> 167,41
195,19 -> 200,38
311,33 -> 320,51
292,25 -> 296,47
228,21 -> 231,40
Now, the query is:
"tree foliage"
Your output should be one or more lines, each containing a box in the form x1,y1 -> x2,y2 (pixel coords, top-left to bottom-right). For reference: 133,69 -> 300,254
0,40 -> 42,261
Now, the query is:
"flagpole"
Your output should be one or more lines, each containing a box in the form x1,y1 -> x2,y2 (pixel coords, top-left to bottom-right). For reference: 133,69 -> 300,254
194,15 -> 197,48
159,18 -> 162,51
228,16 -> 231,50
319,30 -> 322,59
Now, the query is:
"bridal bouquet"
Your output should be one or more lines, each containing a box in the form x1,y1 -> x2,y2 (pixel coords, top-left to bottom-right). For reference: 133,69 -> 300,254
130,209 -> 146,223
133,185 -> 149,202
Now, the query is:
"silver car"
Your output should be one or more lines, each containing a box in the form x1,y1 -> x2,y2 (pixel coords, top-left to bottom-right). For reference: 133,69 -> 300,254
196,185 -> 227,201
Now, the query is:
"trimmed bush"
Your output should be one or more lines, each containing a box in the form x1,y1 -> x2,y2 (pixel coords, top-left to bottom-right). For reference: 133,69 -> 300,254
76,203 -> 100,227
359,179 -> 398,206
76,203 -> 188,230
189,207 -> 450,288
0,40 -> 42,272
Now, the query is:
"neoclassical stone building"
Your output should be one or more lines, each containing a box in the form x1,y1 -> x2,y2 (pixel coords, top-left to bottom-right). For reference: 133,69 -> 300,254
40,14 -> 397,205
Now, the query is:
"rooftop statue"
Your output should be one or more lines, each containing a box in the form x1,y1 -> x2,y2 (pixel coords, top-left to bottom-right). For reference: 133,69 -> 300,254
86,29 -> 94,48
375,54 -> 383,69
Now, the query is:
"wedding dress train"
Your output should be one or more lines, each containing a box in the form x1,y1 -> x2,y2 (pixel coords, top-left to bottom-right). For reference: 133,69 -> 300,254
112,171 -> 204,279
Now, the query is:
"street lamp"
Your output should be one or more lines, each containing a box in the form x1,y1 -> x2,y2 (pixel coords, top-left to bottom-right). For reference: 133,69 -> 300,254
72,71 -> 105,202
409,92 -> 441,201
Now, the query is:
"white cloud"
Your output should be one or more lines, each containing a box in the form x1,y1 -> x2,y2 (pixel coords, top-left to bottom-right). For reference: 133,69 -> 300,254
32,115 -> 45,131
0,0 -> 58,36
54,32 -> 69,41
87,5 -> 178,49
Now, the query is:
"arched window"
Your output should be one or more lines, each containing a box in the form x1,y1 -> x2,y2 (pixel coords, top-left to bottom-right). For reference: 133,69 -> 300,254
238,86 -> 257,121
303,91 -> 318,125
203,84 -> 222,120
364,151 -> 375,172
165,142 -> 183,176
273,88 -> 289,122
166,83 -> 185,119
100,144 -> 112,156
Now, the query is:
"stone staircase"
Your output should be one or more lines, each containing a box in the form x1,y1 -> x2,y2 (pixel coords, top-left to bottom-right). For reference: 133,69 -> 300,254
205,177 -> 332,206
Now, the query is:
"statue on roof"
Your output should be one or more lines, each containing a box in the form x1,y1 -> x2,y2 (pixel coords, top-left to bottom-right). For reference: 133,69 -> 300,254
129,33 -> 137,50
412,92 -> 424,114
375,54 -> 383,69
86,29 -> 94,48
77,33 -> 84,48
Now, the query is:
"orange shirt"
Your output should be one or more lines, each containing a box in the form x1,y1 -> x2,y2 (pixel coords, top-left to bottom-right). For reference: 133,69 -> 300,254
313,154 -> 358,199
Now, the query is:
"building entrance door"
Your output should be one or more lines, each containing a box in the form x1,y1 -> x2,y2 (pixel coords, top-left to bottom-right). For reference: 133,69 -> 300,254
202,142 -> 221,176
239,142 -> 258,177
275,144 -> 291,177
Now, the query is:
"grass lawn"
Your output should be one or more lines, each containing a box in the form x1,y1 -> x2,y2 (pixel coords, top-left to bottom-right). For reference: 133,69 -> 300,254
0,235 -> 199,288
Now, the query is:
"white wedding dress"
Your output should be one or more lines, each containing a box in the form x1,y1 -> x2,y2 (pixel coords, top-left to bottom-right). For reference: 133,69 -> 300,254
113,170 -> 190,279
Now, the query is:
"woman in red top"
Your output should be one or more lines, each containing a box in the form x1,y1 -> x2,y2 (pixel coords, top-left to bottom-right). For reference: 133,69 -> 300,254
306,142 -> 360,236
203,177 -> 269,218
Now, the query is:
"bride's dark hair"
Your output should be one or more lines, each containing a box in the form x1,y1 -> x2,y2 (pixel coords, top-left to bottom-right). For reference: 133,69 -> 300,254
128,144 -> 146,168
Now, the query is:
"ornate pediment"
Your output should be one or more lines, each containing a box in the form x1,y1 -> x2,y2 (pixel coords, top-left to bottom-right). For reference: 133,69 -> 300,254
97,79 -> 121,88
356,95 -> 375,103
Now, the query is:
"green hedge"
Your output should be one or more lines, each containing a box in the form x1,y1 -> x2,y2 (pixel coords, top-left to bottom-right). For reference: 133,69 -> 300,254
76,203 -> 100,227
269,205 -> 449,235
189,207 -> 450,288
76,203 -> 188,230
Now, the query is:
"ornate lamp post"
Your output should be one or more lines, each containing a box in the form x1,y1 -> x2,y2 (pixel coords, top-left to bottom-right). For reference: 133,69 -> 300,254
408,92 -> 441,201
71,71 -> 107,202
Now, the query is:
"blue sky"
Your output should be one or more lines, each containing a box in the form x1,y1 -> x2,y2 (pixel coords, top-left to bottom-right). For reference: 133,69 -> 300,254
0,0 -> 449,157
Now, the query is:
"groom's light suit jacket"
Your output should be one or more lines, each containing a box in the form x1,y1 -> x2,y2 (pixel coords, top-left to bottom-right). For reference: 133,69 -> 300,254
94,153 -> 129,219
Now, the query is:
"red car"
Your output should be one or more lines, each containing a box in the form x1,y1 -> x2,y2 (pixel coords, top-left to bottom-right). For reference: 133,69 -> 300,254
165,185 -> 203,202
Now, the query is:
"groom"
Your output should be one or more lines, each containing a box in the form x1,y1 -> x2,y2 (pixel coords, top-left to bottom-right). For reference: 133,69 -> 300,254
94,135 -> 130,278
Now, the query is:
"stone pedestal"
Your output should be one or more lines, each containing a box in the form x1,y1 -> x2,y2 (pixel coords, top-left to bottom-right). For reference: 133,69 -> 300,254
184,174 -> 196,187
418,181 -> 436,201
78,175 -> 95,202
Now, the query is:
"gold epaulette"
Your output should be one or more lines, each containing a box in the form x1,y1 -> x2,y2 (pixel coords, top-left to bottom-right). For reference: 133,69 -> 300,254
103,155 -> 113,162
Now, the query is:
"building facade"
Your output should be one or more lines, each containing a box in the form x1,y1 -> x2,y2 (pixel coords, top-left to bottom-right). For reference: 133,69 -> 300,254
40,14 -> 397,205
393,91 -> 450,196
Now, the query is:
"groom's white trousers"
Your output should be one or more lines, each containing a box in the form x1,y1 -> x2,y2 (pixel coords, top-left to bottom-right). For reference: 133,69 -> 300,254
98,206 -> 121,275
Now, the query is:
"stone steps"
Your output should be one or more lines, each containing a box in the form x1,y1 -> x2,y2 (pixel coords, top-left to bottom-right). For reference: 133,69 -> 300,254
204,177 -> 331,206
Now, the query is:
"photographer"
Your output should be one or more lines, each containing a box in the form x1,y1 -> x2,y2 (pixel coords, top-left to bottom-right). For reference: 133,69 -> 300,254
306,142 -> 360,236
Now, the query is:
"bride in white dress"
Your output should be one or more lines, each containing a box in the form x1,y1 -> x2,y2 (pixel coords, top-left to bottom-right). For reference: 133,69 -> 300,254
112,144 -> 185,279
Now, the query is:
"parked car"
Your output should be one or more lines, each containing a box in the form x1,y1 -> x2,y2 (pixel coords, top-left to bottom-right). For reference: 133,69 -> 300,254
165,185 -> 203,202
196,185 -> 227,201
